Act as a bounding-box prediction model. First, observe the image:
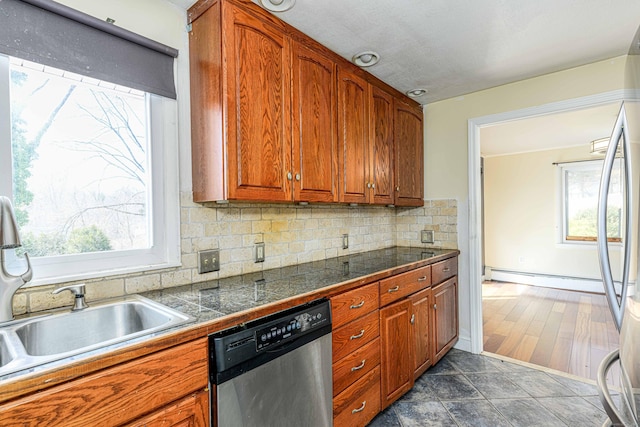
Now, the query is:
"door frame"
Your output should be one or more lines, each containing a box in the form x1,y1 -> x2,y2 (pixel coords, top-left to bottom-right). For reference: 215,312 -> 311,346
466,89 -> 630,354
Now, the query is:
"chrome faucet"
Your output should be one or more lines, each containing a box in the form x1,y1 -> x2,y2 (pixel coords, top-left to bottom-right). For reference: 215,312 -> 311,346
0,196 -> 33,323
53,285 -> 88,311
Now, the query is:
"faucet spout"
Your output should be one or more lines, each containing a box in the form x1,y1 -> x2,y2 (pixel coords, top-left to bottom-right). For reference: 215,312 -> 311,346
0,251 -> 32,323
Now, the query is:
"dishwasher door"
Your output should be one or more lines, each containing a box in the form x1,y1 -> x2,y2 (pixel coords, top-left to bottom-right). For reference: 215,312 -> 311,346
216,333 -> 332,427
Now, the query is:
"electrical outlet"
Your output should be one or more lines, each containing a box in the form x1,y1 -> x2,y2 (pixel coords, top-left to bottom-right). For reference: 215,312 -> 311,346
342,234 -> 349,249
198,249 -> 219,274
421,230 -> 434,244
255,242 -> 265,263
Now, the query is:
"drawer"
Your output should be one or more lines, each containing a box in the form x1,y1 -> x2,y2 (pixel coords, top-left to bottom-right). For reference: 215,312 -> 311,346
332,310 -> 379,363
432,257 -> 457,284
379,265 -> 431,307
333,337 -> 380,396
331,282 -> 379,329
333,365 -> 381,427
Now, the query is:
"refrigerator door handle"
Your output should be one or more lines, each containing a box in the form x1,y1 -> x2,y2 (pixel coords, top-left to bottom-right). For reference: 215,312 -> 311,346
597,103 -> 632,332
597,349 -> 625,426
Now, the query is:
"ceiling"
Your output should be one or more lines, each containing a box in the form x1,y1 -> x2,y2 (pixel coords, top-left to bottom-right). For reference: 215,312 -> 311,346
172,0 -> 640,104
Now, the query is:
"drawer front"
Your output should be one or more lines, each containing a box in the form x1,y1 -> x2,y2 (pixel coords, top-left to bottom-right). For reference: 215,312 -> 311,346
332,310 -> 379,363
379,265 -> 431,307
333,365 -> 381,427
331,282 -> 380,329
432,257 -> 457,284
333,337 -> 380,396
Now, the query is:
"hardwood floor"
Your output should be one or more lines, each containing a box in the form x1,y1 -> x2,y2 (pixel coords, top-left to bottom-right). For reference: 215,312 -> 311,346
483,281 -> 620,385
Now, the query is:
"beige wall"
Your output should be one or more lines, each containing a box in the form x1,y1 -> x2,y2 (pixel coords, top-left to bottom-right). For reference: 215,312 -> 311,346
425,56 -> 629,348
483,144 -> 640,282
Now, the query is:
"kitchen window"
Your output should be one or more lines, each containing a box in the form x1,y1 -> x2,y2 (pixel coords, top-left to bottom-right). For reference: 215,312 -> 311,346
0,54 -> 180,285
560,159 -> 622,243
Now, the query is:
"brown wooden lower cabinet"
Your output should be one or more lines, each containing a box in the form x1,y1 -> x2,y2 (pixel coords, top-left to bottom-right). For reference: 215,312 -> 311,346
0,339 -> 208,427
410,286 -> 433,378
333,366 -> 381,427
380,299 -> 414,409
433,276 -> 459,363
125,389 -> 209,427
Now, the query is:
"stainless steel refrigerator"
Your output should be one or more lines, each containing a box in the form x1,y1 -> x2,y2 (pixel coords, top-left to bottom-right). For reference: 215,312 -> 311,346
597,25 -> 640,427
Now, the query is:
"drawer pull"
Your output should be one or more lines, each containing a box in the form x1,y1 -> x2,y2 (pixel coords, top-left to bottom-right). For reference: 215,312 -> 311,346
351,360 -> 366,371
352,401 -> 367,414
443,267 -> 450,272
418,276 -> 428,282
410,314 -> 415,325
350,329 -> 365,340
350,300 -> 365,309
388,285 -> 400,293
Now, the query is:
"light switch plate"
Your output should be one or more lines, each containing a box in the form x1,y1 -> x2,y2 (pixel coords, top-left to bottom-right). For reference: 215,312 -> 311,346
342,234 -> 349,249
255,242 -> 265,263
198,249 -> 220,274
421,230 -> 434,244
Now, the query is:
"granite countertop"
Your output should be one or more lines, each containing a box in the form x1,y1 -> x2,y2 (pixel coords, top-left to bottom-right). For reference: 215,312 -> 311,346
140,246 -> 454,325
0,246 -> 457,398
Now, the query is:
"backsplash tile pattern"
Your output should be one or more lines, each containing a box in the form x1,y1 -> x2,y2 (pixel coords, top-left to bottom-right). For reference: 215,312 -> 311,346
14,195 -> 457,315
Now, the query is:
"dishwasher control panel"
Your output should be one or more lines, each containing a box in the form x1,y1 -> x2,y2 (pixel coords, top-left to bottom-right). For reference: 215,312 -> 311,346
255,303 -> 329,350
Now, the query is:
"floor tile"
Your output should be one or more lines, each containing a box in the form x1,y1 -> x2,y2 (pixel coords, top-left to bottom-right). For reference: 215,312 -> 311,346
537,396 -> 608,426
424,357 -> 460,375
420,373 -> 483,400
398,376 -> 439,402
547,373 -> 601,396
447,350 -> 505,373
491,398 -> 567,427
367,407 -> 401,427
394,401 -> 456,427
506,370 -> 577,397
465,372 -> 530,399
442,400 -> 512,427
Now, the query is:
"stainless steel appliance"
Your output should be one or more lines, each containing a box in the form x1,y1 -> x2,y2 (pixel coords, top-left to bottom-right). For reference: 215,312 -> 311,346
597,26 -> 640,427
209,298 -> 332,427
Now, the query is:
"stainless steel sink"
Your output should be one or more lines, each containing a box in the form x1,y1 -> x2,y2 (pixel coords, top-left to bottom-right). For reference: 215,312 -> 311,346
0,295 -> 193,376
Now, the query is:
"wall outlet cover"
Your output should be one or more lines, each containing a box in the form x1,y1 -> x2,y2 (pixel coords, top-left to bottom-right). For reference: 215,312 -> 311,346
198,249 -> 220,274
421,230 -> 434,244
342,234 -> 349,249
255,242 -> 265,263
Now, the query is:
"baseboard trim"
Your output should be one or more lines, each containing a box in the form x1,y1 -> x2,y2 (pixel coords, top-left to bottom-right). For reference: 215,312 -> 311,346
453,335 -> 471,353
487,269 -> 624,294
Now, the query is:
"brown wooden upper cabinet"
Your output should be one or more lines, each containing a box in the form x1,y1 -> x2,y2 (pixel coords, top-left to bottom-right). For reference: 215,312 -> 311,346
188,0 -> 422,206
337,69 -> 396,205
394,100 -> 424,206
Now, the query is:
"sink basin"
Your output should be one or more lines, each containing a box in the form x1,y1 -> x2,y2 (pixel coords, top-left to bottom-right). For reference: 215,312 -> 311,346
0,295 -> 193,376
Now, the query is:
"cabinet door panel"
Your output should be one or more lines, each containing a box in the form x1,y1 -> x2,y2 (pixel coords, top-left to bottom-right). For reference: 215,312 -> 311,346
433,277 -> 458,363
370,87 -> 394,205
338,69 -> 369,204
410,287 -> 432,378
126,390 -> 209,427
224,5 -> 292,201
292,44 -> 337,202
394,100 -> 424,206
380,299 -> 414,409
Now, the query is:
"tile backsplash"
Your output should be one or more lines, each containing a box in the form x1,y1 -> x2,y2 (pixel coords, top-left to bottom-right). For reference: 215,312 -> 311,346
14,195 -> 457,315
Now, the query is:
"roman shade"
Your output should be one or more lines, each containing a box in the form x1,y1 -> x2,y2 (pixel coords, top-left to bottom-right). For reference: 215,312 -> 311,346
0,0 -> 178,99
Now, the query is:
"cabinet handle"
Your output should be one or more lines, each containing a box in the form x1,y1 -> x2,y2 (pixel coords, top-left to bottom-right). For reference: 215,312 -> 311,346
287,172 -> 293,180
418,276 -> 428,282
433,304 -> 437,310
443,267 -> 450,272
388,285 -> 400,293
366,182 -> 371,189
371,183 -> 375,189
352,401 -> 367,414
295,173 -> 301,181
351,360 -> 366,371
396,186 -> 400,191
410,314 -> 415,325
350,329 -> 365,340
350,300 -> 365,309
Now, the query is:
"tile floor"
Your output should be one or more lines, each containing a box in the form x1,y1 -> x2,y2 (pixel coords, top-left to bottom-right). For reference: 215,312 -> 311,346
369,348 -> 615,427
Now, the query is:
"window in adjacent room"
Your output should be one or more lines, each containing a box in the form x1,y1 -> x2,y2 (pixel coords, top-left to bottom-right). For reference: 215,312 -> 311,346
560,159 -> 622,243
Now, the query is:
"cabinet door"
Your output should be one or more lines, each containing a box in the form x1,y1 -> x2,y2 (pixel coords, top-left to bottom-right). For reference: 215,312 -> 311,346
394,99 -> 424,206
410,287 -> 432,378
432,277 -> 458,363
338,68 -> 369,204
126,389 -> 209,427
224,4 -> 292,201
369,86 -> 394,205
379,299 -> 414,409
292,43 -> 338,202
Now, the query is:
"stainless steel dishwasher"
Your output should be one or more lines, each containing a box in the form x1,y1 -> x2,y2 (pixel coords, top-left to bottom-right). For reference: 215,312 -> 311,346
209,298 -> 332,427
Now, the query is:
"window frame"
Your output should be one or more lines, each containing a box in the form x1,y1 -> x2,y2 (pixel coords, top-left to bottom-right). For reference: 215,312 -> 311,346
559,159 -> 623,245
0,54 -> 180,286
